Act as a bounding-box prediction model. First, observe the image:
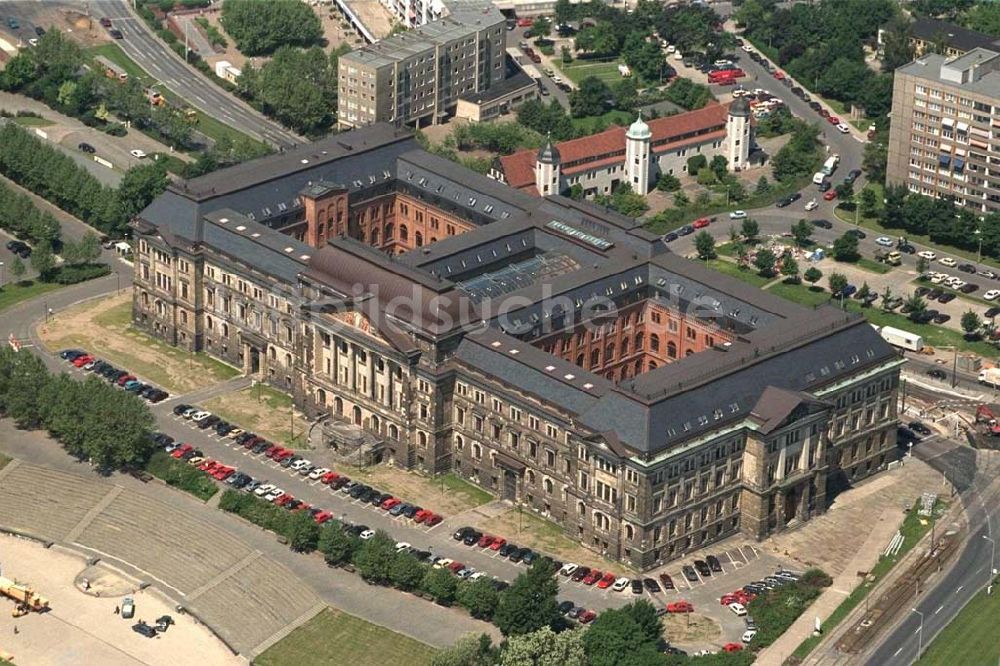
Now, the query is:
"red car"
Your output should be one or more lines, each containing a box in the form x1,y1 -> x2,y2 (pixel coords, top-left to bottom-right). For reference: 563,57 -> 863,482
381,497 -> 401,511
242,436 -> 263,449
579,610 -> 597,624
413,509 -> 432,524
295,502 -> 311,512
721,593 -> 741,606
819,108 -> 830,118
823,190 -> 837,201
667,601 -> 694,613
274,494 -> 294,506
314,510 -> 333,524
516,17 -> 532,26
198,460 -> 217,472
266,446 -> 285,459
478,534 -> 495,548
321,471 -> 340,484
448,561 -> 465,574
72,355 -> 94,367
692,217 -> 711,229
596,572 -> 617,589
774,70 -> 785,80
214,468 -> 234,481
582,569 -> 603,585
170,444 -> 192,459
425,514 -> 443,527
723,643 -> 743,653
489,537 -> 506,551
274,450 -> 294,462
828,115 -> 840,125
117,374 -> 136,386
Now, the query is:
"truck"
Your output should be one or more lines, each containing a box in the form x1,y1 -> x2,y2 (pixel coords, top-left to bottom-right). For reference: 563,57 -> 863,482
975,403 -> 1000,437
875,249 -> 902,266
0,575 -> 49,616
877,325 -> 924,352
821,154 -> 840,176
978,368 -> 1000,388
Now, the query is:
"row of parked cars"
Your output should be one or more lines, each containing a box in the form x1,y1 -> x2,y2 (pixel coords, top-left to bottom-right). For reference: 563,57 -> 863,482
60,350 -> 169,403
718,569 -> 802,645
169,405 -> 448,528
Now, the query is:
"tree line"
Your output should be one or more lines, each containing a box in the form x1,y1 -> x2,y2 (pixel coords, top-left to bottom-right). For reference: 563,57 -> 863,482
221,0 -> 324,56
0,180 -> 61,249
0,123 -> 167,237
0,348 -> 155,470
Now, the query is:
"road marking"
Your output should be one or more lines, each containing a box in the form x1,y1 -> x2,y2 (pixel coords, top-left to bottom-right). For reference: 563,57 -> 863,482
935,605 -> 944,614
894,647 -> 904,657
914,627 -> 921,636
957,585 -> 964,592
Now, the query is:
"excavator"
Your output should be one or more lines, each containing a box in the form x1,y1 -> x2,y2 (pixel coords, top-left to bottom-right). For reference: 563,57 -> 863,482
0,574 -> 49,617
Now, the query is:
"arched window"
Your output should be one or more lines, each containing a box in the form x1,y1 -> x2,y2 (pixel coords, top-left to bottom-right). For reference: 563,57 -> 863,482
686,349 -> 694,357
634,359 -> 642,374
577,501 -> 586,515
667,341 -> 677,358
371,226 -> 380,245
384,223 -> 394,240
605,343 -> 614,361
316,388 -> 327,406
399,225 -> 409,242
648,361 -> 657,370
222,323 -> 229,338
620,339 -> 629,356
430,237 -> 437,243
472,443 -> 482,459
334,397 -> 344,415
527,470 -> 536,485
206,315 -> 213,330
269,347 -> 277,360
576,353 -> 585,366
544,478 -> 553,494
590,349 -> 600,367
625,524 -> 635,540
455,435 -> 464,450
418,431 -> 427,447
415,232 -> 423,247
389,424 -> 399,440
371,414 -> 380,433
594,511 -> 609,531
650,334 -> 660,352
285,353 -> 292,367
634,332 -> 644,350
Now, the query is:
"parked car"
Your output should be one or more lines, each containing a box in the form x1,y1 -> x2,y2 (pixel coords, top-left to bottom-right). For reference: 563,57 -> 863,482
659,573 -> 674,589
682,565 -> 698,582
643,578 -> 662,593
706,555 -> 723,572
667,601 -> 694,613
132,622 -> 156,638
121,596 -> 135,619
811,218 -> 833,229
78,142 -> 96,154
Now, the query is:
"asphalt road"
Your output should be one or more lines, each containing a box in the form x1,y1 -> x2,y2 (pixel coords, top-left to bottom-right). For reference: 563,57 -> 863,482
91,0 -> 304,149
862,437 -> 1000,666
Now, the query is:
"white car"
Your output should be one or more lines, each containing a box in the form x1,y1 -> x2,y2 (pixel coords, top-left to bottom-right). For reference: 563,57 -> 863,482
729,210 -> 747,219
666,45 -> 676,54
836,123 -> 850,134
264,488 -> 284,501
359,529 -> 375,540
254,483 -> 275,497
918,250 -> 937,260
804,200 -> 818,211
308,467 -> 330,480
947,278 -> 966,289
728,602 -> 748,616
930,273 -> 947,284
612,577 -> 631,592
742,45 -> 755,53
742,629 -> 758,643
227,427 -> 245,439
130,149 -> 147,159
560,563 -> 578,577
938,257 -> 958,267
469,571 -> 487,581
984,289 -> 1000,300
434,558 -> 453,570
876,236 -> 894,247
190,410 -> 211,421
395,541 -> 411,552
674,52 -> 683,61
290,459 -> 311,471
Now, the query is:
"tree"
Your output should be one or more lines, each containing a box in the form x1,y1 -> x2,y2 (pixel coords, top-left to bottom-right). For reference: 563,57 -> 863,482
554,0 -> 574,24
8,256 -> 25,284
791,219 -> 813,247
422,567 -> 458,605
916,255 -> 930,275
389,551 -> 426,591
686,154 -> 708,174
741,218 -> 760,243
780,254 -> 800,282
657,173 -> 681,192
859,188 -> 878,218
673,190 -> 690,207
696,166 -> 717,186
531,16 -> 552,40
352,531 -> 397,584
431,634 -> 495,666
828,272 -> 848,297
832,233 -> 860,262
856,282 -> 872,305
242,46 -> 342,134
458,577 -> 500,620
804,266 -> 823,287
583,602 -> 662,666
501,626 -> 586,666
568,183 -> 584,200
710,154 -> 729,180
905,292 -> 928,318
117,163 -> 169,225
30,242 -> 55,278
570,76 -> 612,118
221,0 -> 323,55
754,248 -> 777,277
694,231 -> 716,260
881,285 -> 895,311
755,176 -> 772,195
287,509 -> 320,552
494,558 -> 560,636
612,77 -> 638,112
881,16 -> 915,72
318,524 -> 359,566
835,181 -> 855,201
734,241 -> 749,267
961,310 -> 983,338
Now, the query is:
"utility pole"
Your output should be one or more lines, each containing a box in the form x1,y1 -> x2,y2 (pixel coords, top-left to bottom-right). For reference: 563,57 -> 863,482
912,608 -> 924,660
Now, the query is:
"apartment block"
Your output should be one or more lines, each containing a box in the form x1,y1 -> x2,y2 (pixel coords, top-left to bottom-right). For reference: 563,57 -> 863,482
888,48 -> 1000,214
338,1 -> 506,128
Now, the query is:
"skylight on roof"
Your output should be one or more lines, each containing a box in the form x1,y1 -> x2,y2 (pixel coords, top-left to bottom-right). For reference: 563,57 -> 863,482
583,382 -> 594,390
509,349 -> 519,355
545,365 -> 555,371
564,373 -> 575,380
284,247 -> 294,253
235,225 -> 246,232
219,217 -> 229,224
491,341 -> 502,348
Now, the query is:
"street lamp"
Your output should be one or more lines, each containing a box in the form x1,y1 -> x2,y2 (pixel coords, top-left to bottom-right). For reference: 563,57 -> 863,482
911,608 -> 924,660
984,534 -> 996,588
975,228 -> 983,265
0,261 -> 4,288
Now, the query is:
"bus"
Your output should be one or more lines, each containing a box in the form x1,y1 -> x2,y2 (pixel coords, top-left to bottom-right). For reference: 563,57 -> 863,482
821,154 -> 840,176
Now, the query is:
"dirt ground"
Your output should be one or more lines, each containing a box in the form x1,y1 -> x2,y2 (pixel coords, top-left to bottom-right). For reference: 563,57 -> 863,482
663,612 -> 723,645
38,293 -> 239,395
1,3 -> 112,50
202,385 -> 311,449
340,467 -> 493,518
0,534 -> 241,666
458,503 -> 633,577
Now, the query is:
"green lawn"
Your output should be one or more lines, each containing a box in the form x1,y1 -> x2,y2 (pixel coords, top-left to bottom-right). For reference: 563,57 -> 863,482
438,472 -> 494,505
255,608 -> 436,666
920,584 -> 1000,665
793,501 -> 946,660
13,115 -> 54,127
0,452 -> 10,470
559,58 -> 628,86
571,109 -> 633,134
87,44 -> 268,153
703,258 -> 773,287
855,257 -> 893,275
0,280 -> 64,313
767,281 -> 832,307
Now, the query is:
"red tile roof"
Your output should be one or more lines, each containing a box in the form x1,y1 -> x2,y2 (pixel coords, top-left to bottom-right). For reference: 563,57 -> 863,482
500,103 -> 731,191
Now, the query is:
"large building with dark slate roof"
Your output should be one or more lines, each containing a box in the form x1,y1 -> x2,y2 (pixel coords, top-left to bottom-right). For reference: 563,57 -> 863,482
132,123 -> 903,570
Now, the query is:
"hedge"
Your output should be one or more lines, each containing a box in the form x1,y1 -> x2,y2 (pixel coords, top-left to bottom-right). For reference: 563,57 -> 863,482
145,449 -> 218,501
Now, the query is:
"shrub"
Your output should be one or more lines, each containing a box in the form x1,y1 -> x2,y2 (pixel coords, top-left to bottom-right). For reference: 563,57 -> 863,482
44,263 -> 110,284
145,449 -> 218,500
746,573 -> 827,648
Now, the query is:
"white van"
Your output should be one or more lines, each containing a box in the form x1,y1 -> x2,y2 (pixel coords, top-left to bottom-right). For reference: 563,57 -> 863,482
812,172 -> 826,185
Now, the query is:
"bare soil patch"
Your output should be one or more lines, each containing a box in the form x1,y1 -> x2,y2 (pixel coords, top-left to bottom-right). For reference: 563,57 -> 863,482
662,612 -> 723,646
202,385 -> 311,450
339,467 -> 493,517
